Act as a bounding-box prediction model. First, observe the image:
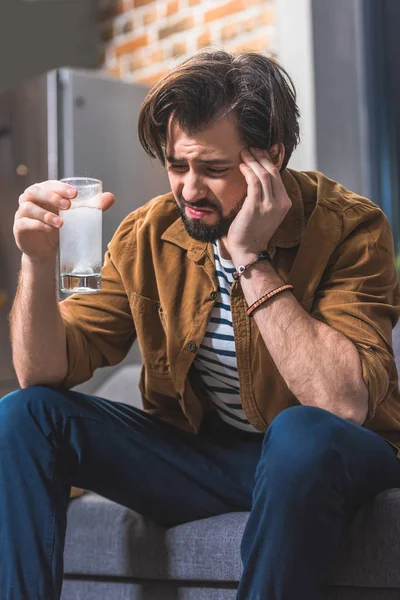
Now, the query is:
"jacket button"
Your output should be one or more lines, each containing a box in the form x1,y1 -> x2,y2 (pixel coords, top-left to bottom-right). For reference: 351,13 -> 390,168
153,302 -> 160,312
187,340 -> 197,352
175,393 -> 181,400
210,291 -> 217,300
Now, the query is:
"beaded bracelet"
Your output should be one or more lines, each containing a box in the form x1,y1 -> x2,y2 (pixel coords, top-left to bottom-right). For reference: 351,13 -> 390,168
247,284 -> 294,318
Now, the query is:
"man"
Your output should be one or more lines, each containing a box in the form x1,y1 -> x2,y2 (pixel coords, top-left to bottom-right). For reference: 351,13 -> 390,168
2,50 -> 400,599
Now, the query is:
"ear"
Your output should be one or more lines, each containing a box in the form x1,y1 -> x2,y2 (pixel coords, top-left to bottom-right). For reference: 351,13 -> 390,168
269,143 -> 286,170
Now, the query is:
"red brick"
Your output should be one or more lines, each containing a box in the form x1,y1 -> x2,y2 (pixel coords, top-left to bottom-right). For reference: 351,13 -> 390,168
143,7 -> 158,25
115,34 -> 149,57
243,16 -> 257,33
116,0 -> 126,15
205,0 -> 246,23
221,22 -> 239,41
166,0 -> 180,16
150,48 -> 166,63
172,41 -> 187,57
229,35 -> 271,54
131,49 -> 165,73
259,5 -> 276,26
158,17 -> 195,40
134,0 -> 156,7
197,30 -> 211,48
130,53 -> 146,71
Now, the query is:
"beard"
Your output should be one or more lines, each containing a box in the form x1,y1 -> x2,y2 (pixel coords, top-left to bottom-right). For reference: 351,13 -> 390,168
177,195 -> 245,243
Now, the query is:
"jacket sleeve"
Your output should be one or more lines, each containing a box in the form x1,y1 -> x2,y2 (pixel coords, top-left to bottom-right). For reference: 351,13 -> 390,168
310,204 -> 400,423
59,216 -> 137,389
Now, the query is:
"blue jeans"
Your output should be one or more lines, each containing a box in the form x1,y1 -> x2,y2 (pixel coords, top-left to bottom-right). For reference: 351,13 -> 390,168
1,386 -> 400,600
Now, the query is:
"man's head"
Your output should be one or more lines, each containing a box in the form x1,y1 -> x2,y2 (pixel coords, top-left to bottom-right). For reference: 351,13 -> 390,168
138,50 -> 300,243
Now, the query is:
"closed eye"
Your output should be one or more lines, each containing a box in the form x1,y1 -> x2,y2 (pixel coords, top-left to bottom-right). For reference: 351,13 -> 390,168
167,164 -> 230,176
207,168 -> 229,175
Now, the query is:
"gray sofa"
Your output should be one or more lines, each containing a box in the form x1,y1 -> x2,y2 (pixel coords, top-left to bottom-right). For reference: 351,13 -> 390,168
61,324 -> 400,600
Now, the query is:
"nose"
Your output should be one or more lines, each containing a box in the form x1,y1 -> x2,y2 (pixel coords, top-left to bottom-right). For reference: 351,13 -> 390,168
181,172 -> 208,204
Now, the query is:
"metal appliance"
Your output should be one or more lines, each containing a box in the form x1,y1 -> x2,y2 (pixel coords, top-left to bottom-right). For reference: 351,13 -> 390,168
0,68 -> 170,397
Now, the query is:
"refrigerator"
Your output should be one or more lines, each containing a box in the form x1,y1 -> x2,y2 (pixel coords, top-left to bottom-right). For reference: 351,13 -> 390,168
0,68 -> 170,398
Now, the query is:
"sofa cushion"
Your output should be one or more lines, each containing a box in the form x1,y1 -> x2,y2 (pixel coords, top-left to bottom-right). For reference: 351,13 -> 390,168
61,581 -> 400,600
64,493 -> 244,581
65,488 -> 400,587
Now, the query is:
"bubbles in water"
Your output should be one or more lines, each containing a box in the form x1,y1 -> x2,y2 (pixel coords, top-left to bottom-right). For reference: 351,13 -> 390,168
59,207 -> 102,276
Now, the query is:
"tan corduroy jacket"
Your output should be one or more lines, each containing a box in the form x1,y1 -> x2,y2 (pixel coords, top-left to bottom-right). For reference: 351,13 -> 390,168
59,169 -> 400,453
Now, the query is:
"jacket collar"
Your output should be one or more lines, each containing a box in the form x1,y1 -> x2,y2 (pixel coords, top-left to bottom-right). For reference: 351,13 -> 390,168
161,168 -> 305,261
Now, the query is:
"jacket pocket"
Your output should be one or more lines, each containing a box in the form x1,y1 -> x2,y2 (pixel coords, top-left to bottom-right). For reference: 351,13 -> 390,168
130,292 -> 171,377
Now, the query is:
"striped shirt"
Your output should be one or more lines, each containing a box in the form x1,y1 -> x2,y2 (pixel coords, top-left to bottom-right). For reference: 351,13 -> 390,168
193,240 -> 259,433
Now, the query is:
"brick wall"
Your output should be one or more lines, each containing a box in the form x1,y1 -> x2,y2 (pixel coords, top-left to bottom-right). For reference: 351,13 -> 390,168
97,0 -> 276,85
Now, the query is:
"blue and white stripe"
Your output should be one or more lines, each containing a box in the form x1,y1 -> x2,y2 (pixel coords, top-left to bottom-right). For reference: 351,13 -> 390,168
194,241 -> 259,432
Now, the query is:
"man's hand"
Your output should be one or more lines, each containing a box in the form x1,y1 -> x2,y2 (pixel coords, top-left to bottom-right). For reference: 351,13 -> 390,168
14,181 -> 115,265
226,148 -> 291,264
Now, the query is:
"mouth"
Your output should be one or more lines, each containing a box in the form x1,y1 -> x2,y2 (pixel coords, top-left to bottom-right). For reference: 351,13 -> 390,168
185,205 -> 215,219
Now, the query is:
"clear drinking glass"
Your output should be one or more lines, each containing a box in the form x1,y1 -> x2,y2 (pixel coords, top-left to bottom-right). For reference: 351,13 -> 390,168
59,177 -> 103,294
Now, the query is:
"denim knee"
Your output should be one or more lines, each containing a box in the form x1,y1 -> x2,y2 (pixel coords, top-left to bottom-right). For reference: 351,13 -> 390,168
258,406 -> 351,481
269,405 -> 348,441
0,386 -> 62,444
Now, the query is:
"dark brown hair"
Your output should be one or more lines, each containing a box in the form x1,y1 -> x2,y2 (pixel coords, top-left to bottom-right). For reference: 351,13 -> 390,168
138,49 -> 300,170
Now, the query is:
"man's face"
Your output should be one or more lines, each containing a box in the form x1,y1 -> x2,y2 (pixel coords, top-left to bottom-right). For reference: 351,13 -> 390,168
166,116 -> 248,243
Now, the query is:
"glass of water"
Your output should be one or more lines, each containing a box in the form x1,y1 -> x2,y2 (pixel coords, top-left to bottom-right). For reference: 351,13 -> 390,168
59,177 -> 103,294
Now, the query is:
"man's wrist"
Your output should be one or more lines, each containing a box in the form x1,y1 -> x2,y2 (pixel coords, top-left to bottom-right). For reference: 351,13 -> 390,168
21,253 -> 57,271
237,257 -> 285,303
231,250 -> 265,270
232,249 -> 274,280
21,254 -> 57,287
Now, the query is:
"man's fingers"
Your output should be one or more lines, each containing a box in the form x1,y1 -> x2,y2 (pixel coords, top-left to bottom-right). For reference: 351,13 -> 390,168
19,184 -> 74,210
239,163 -> 262,202
14,216 -> 53,234
30,181 -> 77,198
16,201 -> 63,228
241,149 -> 273,200
248,148 -> 292,214
18,182 -> 114,213
249,148 -> 286,192
101,192 -> 115,212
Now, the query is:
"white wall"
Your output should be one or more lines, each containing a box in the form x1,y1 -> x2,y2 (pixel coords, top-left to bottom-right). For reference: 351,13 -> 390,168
275,0 -> 317,171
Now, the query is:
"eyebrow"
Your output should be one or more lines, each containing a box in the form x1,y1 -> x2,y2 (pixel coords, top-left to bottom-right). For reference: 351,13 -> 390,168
166,154 -> 233,166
